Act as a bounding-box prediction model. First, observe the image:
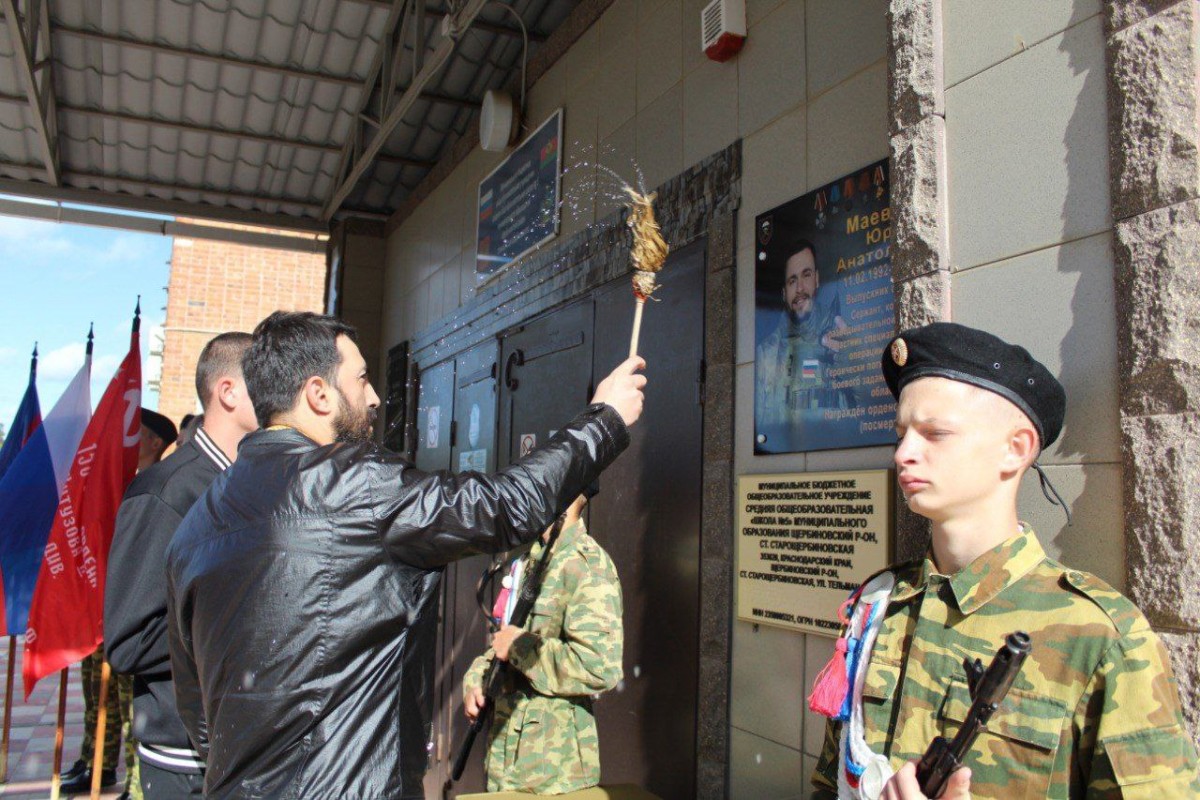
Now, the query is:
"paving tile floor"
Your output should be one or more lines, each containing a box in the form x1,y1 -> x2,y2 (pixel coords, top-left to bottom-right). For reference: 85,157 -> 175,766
0,642 -> 125,798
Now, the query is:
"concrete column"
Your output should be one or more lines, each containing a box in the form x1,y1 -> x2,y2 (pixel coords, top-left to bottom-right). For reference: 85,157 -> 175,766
1106,0 -> 1200,742
887,0 -> 949,558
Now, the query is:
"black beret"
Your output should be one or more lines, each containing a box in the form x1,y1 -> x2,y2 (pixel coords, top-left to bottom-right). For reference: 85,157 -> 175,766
140,407 -> 179,446
881,322 -> 1066,448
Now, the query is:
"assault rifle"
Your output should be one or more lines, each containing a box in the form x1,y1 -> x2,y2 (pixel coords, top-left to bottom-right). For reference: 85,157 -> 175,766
451,516 -> 566,781
916,631 -> 1032,797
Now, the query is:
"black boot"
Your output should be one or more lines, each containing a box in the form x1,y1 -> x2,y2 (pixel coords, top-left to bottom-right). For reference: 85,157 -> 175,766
59,759 -> 88,782
58,765 -> 117,795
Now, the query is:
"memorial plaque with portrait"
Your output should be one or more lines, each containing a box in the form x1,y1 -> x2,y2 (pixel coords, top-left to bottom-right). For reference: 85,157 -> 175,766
753,159 -> 897,454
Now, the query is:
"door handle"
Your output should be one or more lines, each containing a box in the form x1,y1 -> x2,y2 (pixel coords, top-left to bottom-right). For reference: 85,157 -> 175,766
504,349 -> 525,390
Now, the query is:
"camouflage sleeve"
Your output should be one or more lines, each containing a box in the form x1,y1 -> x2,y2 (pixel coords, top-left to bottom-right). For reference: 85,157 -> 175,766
506,550 -> 623,696
1078,623 -> 1200,797
810,718 -> 840,798
463,650 -> 493,698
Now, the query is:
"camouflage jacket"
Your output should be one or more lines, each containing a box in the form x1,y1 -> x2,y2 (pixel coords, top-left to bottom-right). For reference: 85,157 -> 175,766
464,519 -> 623,794
813,527 -> 1200,799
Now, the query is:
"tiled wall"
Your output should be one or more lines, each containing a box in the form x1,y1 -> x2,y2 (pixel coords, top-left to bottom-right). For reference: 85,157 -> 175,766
378,2 -> 1121,798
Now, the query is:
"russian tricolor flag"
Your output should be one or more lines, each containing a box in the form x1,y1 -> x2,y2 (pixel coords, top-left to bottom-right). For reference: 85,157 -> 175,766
0,348 -> 44,635
0,333 -> 92,636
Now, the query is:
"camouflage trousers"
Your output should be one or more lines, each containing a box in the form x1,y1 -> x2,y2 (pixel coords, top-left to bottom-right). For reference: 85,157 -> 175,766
79,649 -> 141,799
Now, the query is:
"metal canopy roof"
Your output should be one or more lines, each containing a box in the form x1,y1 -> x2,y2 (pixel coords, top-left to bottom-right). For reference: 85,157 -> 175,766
0,0 -> 572,233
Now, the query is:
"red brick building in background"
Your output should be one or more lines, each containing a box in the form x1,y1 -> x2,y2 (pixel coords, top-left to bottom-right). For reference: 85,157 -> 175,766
153,221 -> 327,427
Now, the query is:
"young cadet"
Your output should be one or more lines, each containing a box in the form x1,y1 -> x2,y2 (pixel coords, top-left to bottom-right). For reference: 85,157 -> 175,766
463,489 -> 623,794
810,322 -> 1200,800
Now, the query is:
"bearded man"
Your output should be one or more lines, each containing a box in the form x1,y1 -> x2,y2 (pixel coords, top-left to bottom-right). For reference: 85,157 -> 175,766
165,311 -> 646,800
755,238 -> 851,432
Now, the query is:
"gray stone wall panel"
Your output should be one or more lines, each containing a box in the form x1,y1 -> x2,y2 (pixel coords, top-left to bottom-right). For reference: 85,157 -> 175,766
1121,412 -> 1200,631
1113,200 -> 1200,418
1158,630 -> 1200,749
893,270 -> 951,331
1108,1 -> 1200,220
887,0 -> 944,134
1107,0 -> 1190,33
889,114 -> 948,282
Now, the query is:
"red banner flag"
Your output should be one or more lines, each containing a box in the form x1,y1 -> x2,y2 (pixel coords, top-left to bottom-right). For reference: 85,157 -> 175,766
23,326 -> 141,696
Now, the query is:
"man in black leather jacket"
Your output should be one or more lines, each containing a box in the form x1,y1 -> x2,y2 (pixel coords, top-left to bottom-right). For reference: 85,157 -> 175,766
165,311 -> 645,799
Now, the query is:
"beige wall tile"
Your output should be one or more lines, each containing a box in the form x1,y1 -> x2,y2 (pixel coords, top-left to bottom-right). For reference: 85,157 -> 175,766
563,20 -> 600,93
600,0 -> 638,53
680,0 -> 710,76
729,726 -> 806,800
524,58 -> 567,138
1019,462 -> 1124,589
747,0 -> 788,28
636,82 -> 683,191
564,77 -> 601,171
804,445 -> 895,473
802,634 -> 835,758
597,117 -> 638,219
944,0 -> 1101,88
805,61 -> 888,189
952,232 -> 1119,465
683,56 -> 740,167
806,0 -> 887,99
637,0 -> 684,110
595,28 -> 639,140
738,0 -> 807,136
732,620 -> 805,748
946,15 -> 1109,271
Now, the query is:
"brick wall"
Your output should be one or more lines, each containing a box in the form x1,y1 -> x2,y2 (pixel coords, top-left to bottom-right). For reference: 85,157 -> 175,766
156,222 -> 327,427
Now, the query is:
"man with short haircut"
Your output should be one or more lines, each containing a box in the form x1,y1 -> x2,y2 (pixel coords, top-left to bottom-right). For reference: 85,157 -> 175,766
755,238 -> 851,429
106,333 -> 257,799
810,323 -> 1199,799
165,311 -> 646,799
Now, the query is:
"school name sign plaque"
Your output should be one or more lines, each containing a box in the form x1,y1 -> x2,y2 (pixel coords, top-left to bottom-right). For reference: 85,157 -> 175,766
736,470 -> 893,637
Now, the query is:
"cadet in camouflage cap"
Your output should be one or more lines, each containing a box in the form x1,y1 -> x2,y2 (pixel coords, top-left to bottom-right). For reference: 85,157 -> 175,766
463,490 -> 622,794
811,322 -> 1200,799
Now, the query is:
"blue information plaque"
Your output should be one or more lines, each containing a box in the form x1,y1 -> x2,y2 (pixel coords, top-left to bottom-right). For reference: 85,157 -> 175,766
475,109 -> 563,277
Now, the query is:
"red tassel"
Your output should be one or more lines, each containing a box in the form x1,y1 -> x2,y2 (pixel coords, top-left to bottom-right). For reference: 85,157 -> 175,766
491,588 -> 510,623
807,636 -> 850,718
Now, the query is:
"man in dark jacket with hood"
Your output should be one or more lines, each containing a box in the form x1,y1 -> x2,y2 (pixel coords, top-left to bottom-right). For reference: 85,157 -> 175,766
165,311 -> 645,800
106,332 -> 258,798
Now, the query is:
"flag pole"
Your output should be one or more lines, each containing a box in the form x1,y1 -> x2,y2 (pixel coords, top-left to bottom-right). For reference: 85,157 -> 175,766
50,667 -> 67,800
89,660 -> 111,800
0,635 -> 14,782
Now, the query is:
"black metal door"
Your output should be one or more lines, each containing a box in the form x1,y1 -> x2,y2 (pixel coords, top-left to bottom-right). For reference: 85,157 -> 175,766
414,359 -> 455,472
497,298 -> 596,466
441,342 -> 500,795
413,358 -> 454,799
590,241 -> 705,799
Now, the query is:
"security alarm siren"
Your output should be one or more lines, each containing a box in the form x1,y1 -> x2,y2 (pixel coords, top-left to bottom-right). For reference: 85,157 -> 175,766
701,0 -> 746,63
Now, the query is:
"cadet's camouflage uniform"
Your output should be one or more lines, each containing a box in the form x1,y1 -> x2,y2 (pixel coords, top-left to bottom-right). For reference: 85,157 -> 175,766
79,649 -> 141,798
464,518 -> 623,795
813,527 -> 1200,799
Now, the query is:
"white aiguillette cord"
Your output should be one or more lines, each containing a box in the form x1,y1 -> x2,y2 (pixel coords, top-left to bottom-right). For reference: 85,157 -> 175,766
838,571 -> 895,800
